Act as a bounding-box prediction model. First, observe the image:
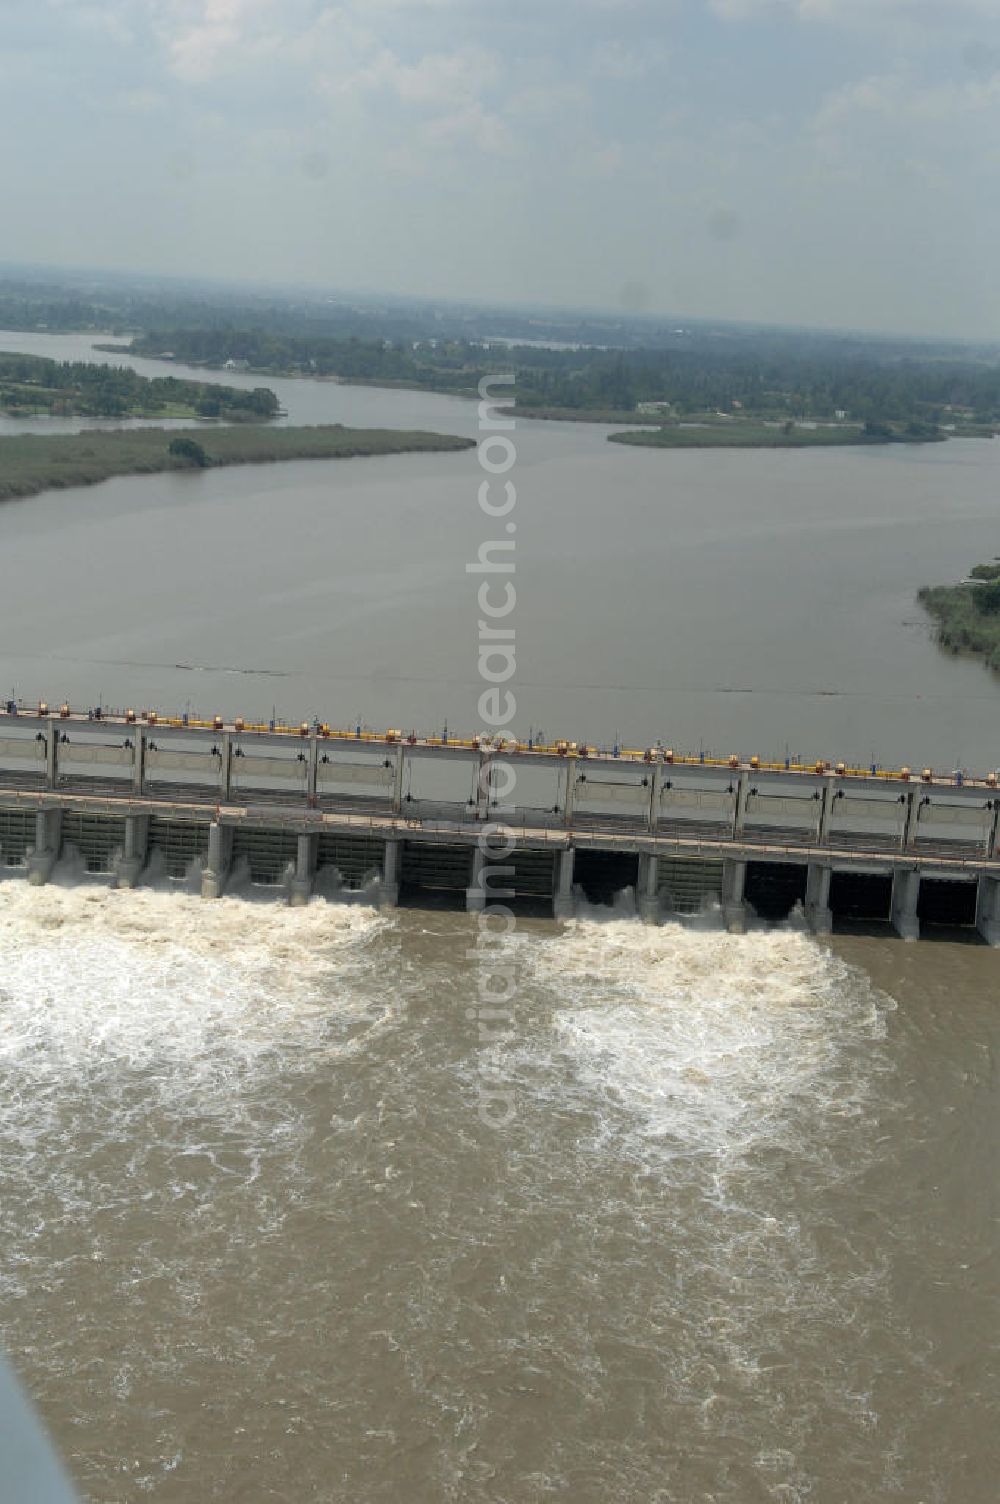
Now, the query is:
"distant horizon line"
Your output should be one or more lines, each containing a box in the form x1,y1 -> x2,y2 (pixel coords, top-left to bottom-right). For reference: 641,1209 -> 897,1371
1,255 -> 998,353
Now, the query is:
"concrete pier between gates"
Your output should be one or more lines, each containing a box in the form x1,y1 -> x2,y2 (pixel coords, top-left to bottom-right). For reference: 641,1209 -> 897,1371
201,823 -> 232,900
805,863 -> 833,935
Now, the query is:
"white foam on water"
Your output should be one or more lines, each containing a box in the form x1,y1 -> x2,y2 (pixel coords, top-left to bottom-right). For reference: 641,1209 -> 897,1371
0,879 -> 392,1116
528,914 -> 891,1173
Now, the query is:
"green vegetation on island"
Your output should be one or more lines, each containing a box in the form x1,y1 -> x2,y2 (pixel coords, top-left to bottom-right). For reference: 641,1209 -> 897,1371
0,351 -> 280,421
0,424 -> 475,505
919,562 -> 1000,671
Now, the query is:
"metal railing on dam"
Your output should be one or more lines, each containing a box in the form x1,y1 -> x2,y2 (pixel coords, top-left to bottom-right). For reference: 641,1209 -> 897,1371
1,705 -> 999,943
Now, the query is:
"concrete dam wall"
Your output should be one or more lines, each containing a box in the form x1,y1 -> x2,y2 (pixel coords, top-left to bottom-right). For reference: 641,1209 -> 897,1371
1,708 -> 999,943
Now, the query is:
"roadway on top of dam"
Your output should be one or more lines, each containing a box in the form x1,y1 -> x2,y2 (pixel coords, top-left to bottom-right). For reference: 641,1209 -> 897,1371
2,704 -> 998,784
1,708 -> 998,877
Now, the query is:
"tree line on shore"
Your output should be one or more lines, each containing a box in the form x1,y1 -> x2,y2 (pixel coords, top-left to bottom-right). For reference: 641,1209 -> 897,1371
129,328 -> 1000,431
0,352 -> 279,421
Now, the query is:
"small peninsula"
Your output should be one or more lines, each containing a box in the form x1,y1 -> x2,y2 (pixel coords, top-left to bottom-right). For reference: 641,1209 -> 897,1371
919,562 -> 1000,671
0,424 -> 475,504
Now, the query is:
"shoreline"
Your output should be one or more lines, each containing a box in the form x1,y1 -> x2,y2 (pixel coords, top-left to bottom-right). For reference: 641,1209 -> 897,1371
608,425 -> 947,450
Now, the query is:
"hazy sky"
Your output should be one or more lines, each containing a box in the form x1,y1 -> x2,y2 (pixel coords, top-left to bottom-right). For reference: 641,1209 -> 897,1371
3,0 -> 1000,336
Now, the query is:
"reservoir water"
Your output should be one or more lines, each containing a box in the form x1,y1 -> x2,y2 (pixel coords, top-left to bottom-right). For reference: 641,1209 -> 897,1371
2,330 -> 1000,771
0,332 -> 998,1502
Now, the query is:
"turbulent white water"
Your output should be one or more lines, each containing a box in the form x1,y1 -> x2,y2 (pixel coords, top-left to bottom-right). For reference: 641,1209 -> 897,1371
0,882 -> 393,1307
0,881 -> 390,1088
534,915 -> 891,1166
0,881 -> 988,1503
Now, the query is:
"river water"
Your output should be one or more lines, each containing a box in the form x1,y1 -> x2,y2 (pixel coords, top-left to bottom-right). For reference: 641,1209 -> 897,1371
0,332 -> 998,1502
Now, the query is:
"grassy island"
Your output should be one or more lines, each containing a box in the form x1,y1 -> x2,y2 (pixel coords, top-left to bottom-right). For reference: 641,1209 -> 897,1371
919,562 -> 1000,671
0,424 -> 475,504
0,351 -> 280,421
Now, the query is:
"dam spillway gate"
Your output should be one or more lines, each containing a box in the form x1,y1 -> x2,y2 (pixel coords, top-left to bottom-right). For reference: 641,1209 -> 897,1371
1,709 -> 999,943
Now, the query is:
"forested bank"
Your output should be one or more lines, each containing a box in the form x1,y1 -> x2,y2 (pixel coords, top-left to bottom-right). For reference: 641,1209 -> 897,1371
0,352 -> 279,421
5,269 -> 1000,443
126,327 -> 1000,439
